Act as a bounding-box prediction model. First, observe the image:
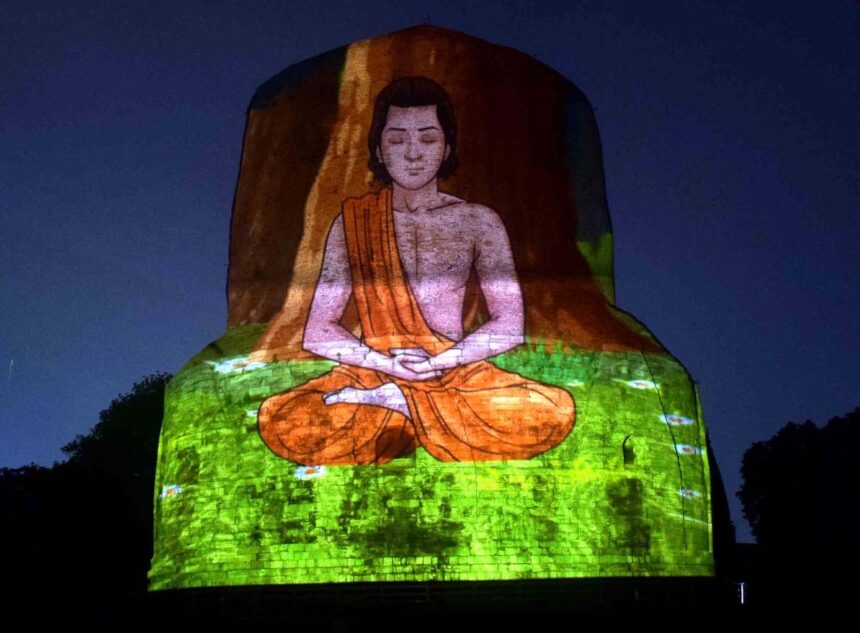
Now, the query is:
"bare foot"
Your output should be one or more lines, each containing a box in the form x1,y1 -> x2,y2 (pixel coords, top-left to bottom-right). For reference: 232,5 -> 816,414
323,382 -> 410,418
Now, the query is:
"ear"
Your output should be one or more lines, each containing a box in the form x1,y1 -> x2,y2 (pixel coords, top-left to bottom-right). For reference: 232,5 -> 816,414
376,145 -> 383,164
444,143 -> 451,161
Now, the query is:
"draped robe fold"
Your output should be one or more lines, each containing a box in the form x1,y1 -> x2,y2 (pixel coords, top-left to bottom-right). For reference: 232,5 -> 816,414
258,187 -> 575,465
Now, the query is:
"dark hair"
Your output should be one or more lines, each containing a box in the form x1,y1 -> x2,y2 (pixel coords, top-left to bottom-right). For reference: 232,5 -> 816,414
367,76 -> 459,185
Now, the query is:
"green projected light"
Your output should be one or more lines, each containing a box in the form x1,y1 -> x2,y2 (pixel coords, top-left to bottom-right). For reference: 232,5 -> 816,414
148,26 -> 715,590
149,328 -> 713,587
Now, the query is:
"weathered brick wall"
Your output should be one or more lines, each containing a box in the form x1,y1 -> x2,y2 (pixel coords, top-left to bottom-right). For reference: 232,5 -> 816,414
149,326 -> 713,589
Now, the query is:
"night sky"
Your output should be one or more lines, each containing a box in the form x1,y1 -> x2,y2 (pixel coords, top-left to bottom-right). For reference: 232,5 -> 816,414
2,0 -> 858,544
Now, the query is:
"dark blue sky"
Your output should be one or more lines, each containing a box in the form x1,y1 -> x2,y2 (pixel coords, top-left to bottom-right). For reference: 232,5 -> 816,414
2,0 -> 857,543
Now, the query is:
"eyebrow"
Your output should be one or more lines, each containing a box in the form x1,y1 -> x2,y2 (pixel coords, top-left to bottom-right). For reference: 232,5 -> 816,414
385,126 -> 440,132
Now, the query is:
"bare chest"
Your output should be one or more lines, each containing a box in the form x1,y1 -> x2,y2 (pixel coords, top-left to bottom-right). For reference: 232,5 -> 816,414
392,211 -> 475,287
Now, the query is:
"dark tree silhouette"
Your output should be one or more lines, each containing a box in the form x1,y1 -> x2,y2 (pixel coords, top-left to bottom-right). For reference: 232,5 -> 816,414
0,372 -> 171,625
737,406 -> 859,604
705,433 -> 736,579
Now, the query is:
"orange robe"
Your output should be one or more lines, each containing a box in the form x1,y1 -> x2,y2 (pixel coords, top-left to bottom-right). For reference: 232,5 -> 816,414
258,187 -> 575,465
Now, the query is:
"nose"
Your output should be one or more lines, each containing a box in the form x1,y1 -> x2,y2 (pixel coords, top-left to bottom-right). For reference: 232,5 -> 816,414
405,138 -> 422,161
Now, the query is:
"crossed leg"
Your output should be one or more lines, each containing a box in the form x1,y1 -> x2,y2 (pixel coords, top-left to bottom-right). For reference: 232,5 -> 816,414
322,382 -> 411,418
258,366 -> 418,465
258,361 -> 576,465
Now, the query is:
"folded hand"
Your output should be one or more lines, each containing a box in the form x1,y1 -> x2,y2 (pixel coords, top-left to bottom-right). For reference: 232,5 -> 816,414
384,348 -> 443,381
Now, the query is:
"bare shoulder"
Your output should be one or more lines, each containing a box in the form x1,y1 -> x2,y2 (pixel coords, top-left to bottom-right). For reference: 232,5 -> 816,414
326,212 -> 345,240
463,203 -> 508,237
436,194 -> 506,229
321,212 -> 348,257
431,191 -> 468,213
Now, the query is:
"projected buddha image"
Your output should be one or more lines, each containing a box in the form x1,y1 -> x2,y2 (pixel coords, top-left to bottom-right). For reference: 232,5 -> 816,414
150,29 -> 715,591
255,77 -> 575,465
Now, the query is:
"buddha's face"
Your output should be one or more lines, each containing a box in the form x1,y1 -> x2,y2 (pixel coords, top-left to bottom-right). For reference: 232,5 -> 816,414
376,105 -> 451,190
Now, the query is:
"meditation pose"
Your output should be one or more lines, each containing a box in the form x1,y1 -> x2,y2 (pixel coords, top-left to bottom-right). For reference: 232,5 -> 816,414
256,76 -> 575,465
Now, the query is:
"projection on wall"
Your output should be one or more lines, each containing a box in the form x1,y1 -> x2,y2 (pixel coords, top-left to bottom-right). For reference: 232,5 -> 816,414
149,25 -> 715,590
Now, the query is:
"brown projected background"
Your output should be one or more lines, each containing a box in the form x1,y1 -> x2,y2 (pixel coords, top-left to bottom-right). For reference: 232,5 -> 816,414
226,26 -> 661,358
